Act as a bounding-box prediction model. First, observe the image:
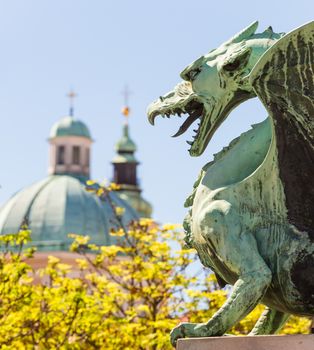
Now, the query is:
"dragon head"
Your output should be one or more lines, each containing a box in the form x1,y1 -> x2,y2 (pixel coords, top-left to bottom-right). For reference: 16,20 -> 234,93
147,21 -> 284,156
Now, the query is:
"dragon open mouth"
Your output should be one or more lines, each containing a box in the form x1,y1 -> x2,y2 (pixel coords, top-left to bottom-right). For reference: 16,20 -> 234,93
148,96 -> 205,150
171,100 -> 204,139
147,81 -> 254,156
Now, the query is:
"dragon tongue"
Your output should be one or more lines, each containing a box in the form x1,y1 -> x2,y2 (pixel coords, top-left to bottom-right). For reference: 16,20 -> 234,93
172,110 -> 201,138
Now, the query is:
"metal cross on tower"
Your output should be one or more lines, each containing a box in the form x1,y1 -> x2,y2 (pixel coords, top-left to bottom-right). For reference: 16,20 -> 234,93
121,85 -> 132,119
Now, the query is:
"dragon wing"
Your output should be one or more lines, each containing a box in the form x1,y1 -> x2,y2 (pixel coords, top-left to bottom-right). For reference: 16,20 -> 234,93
250,22 -> 314,238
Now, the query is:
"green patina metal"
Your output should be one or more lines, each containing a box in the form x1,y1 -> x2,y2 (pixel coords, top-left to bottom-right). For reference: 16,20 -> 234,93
148,21 -> 314,345
49,116 -> 92,139
113,124 -> 138,164
0,175 -> 139,251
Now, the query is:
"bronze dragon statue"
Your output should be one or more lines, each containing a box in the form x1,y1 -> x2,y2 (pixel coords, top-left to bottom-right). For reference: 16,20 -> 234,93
147,21 -> 314,345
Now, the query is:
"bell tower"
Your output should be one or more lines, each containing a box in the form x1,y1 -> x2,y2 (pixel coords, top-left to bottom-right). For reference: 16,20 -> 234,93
111,87 -> 152,218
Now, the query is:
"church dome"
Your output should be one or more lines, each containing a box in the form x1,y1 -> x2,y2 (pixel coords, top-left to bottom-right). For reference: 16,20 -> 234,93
0,175 -> 138,251
49,116 -> 92,139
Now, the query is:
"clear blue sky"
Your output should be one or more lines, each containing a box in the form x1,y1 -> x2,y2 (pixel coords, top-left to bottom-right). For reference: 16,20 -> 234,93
0,1 -> 312,224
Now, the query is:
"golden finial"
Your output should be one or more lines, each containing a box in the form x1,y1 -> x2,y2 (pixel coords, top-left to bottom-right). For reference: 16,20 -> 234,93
122,106 -> 130,117
121,85 -> 132,120
66,89 -> 78,116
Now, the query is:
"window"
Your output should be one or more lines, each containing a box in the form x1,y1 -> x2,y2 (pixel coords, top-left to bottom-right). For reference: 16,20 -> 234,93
86,148 -> 90,167
72,146 -> 80,165
57,146 -> 65,165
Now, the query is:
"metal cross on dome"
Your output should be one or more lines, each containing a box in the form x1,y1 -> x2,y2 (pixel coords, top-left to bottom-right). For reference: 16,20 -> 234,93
67,89 -> 78,117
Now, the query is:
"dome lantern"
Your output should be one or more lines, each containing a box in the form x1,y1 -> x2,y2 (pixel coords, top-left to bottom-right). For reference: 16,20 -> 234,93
48,91 -> 92,183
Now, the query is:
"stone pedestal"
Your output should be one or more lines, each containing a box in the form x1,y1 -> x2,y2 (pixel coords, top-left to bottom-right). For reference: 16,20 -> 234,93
177,335 -> 314,350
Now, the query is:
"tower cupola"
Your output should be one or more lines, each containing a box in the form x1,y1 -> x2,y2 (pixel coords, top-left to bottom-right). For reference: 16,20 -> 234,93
112,123 -> 138,186
48,91 -> 92,183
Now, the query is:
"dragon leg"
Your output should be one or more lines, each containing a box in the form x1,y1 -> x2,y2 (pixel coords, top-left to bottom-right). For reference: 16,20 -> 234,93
249,307 -> 289,335
170,270 -> 272,345
170,207 -> 273,346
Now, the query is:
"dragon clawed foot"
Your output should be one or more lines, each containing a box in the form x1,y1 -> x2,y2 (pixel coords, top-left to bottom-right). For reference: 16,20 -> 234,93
170,322 -> 215,347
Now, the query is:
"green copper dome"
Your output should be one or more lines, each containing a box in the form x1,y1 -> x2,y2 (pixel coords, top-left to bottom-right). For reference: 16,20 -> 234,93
115,124 -> 137,153
49,116 -> 92,139
0,175 -> 138,251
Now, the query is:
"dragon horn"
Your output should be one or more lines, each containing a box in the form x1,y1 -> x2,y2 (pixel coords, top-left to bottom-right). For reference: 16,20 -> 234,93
264,26 -> 274,34
226,21 -> 259,44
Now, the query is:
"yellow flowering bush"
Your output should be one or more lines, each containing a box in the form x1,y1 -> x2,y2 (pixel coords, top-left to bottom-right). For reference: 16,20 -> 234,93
0,223 -> 311,349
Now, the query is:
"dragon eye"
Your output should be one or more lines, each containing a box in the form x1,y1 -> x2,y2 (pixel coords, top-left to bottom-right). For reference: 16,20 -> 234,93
222,48 -> 252,72
223,59 -> 241,72
188,67 -> 202,80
